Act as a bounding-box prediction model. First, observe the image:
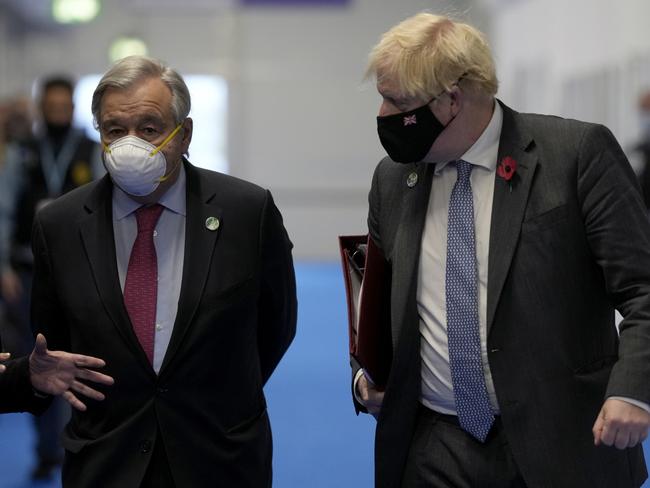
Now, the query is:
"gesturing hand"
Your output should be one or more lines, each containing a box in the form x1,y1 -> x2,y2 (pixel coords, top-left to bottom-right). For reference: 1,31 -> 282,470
29,334 -> 114,411
0,352 -> 10,373
593,398 -> 650,449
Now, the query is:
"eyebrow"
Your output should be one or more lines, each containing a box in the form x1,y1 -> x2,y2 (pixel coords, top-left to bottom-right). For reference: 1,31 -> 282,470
138,115 -> 165,126
379,89 -> 410,104
101,115 -> 165,129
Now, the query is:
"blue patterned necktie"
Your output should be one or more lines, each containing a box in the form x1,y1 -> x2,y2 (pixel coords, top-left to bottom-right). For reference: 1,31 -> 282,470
446,160 -> 494,442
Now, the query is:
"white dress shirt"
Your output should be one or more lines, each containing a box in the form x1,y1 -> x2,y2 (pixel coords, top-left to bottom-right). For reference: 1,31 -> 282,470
417,102 -> 502,415
112,165 -> 186,374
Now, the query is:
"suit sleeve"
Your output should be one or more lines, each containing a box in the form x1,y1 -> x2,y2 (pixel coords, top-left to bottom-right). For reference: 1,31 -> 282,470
0,356 -> 50,415
256,190 -> 297,385
577,124 -> 650,404
368,162 -> 383,251
31,214 -> 70,351
350,163 -> 385,415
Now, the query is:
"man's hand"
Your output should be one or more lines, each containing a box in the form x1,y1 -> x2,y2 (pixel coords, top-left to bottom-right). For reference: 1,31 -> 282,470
593,398 -> 650,449
1,268 -> 22,304
29,334 -> 114,411
357,373 -> 385,419
0,352 -> 10,372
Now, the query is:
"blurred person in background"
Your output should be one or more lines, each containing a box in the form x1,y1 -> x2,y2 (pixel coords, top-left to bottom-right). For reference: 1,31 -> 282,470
0,76 -> 102,480
353,12 -> 650,488
0,95 -> 33,370
30,55 -> 296,488
0,95 -> 33,169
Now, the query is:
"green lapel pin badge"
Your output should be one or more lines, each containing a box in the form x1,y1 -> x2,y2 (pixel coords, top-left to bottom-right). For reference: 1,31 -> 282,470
205,216 -> 220,231
406,172 -> 418,188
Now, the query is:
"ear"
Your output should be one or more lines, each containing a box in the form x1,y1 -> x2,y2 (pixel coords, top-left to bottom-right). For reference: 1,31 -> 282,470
448,85 -> 462,104
447,85 -> 463,116
180,117 -> 193,152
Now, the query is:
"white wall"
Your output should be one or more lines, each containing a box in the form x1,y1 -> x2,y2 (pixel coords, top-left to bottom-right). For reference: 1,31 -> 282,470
490,0 -> 650,153
0,0 -> 486,259
231,0 -> 485,259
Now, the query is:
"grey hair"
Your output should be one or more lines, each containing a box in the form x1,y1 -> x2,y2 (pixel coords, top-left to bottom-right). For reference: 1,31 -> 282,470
91,55 -> 191,129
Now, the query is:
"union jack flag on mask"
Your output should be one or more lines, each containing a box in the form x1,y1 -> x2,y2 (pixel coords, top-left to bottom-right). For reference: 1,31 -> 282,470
403,114 -> 417,126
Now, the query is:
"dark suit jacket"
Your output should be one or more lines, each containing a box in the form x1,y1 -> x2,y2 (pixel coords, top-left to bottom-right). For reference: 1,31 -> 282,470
31,161 -> 297,487
365,102 -> 650,488
0,356 -> 49,414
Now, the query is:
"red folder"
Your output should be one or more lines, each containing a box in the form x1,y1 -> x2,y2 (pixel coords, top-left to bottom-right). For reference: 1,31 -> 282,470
339,235 -> 392,390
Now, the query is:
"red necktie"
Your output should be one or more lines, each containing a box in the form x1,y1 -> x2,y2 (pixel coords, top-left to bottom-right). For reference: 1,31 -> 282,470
124,204 -> 164,365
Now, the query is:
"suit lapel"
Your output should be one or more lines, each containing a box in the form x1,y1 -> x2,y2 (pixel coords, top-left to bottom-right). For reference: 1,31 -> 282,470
486,103 -> 538,335
79,176 -> 154,372
159,163 -> 222,375
391,162 -> 434,346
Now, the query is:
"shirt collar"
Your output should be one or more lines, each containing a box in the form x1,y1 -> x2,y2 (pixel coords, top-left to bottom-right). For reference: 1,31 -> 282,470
433,100 -> 503,175
112,163 -> 187,220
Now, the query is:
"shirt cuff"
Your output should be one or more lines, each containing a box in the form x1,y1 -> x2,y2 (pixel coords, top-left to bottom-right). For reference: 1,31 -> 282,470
353,368 -> 365,404
608,396 -> 650,414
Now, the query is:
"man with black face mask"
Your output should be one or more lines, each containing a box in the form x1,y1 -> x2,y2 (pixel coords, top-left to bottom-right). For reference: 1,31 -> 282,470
0,76 -> 102,481
351,13 -> 650,488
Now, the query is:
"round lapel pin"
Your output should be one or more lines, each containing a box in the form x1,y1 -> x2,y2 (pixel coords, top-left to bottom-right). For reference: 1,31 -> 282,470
406,172 -> 418,188
205,216 -> 220,231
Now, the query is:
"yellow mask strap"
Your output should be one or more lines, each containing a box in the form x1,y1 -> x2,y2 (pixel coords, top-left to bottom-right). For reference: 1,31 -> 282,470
157,158 -> 183,183
150,123 -> 183,157
155,123 -> 185,183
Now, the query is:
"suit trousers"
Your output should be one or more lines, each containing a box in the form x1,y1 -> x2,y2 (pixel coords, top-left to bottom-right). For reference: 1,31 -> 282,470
402,404 -> 527,488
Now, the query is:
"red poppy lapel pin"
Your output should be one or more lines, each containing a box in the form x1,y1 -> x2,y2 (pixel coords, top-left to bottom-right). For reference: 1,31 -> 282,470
497,156 -> 517,192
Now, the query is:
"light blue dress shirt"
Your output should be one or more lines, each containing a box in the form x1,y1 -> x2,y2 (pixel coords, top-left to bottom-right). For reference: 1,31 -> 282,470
112,165 -> 186,374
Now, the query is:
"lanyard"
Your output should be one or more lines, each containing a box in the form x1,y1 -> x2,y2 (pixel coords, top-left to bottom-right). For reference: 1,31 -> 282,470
39,128 -> 83,197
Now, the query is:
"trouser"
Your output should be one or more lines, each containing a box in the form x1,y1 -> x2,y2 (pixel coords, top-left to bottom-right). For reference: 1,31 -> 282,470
34,396 -> 70,464
402,404 -> 527,488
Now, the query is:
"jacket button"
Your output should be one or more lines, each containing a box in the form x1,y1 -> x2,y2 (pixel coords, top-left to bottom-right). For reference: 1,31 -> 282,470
140,440 -> 152,453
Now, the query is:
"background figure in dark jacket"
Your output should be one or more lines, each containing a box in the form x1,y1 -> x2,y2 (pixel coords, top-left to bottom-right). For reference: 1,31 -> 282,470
0,75 -> 102,480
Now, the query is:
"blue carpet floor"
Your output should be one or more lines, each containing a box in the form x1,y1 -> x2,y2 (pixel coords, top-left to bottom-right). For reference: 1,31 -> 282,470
0,262 -> 647,487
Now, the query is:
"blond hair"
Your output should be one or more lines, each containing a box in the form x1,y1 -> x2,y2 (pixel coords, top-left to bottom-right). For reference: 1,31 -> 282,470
367,13 -> 498,99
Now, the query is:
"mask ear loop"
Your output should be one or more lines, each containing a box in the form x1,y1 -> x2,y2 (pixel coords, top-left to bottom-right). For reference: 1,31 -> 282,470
153,123 -> 184,183
150,123 -> 183,157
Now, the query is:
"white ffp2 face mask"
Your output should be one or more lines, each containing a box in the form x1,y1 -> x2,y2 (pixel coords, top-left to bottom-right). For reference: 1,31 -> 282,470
103,124 -> 182,197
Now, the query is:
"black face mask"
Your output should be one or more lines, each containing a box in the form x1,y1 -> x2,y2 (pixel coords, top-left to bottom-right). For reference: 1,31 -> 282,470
376,101 -> 447,164
46,122 -> 71,139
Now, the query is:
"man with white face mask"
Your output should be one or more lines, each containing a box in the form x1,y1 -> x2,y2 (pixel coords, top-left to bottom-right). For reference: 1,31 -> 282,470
30,55 -> 297,488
